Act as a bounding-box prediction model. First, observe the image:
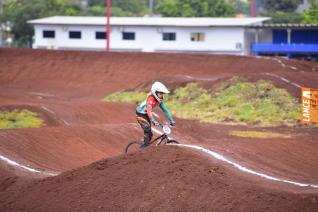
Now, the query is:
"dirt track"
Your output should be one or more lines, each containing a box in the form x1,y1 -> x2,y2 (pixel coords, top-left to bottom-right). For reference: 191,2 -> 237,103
0,48 -> 318,211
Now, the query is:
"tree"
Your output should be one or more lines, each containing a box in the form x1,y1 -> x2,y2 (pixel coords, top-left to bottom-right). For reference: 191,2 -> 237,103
0,0 -> 82,47
260,0 -> 304,23
232,0 -> 250,16
0,0 -> 150,47
80,5 -> 105,16
86,0 -> 148,16
79,4 -> 137,16
303,8 -> 318,23
262,0 -> 302,12
303,0 -> 318,24
266,11 -> 304,23
309,0 -> 318,8
156,0 -> 235,17
112,0 -> 148,15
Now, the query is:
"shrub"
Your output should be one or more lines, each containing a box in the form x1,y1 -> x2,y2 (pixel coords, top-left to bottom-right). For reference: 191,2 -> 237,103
0,109 -> 45,129
103,78 -> 301,126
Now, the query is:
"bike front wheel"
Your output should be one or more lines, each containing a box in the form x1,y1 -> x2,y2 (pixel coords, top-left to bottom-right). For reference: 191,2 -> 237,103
124,141 -> 143,154
166,140 -> 179,145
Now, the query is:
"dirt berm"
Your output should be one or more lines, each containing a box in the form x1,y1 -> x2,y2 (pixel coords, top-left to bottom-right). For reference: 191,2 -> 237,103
1,146 -> 317,212
1,49 -> 318,211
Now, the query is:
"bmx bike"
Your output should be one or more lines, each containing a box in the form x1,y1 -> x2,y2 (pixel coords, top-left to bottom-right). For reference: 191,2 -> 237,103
124,123 -> 179,154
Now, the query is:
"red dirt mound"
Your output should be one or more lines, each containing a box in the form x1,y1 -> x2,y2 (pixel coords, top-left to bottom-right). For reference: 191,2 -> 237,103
1,49 -> 318,211
1,146 -> 317,212
0,123 -> 141,172
1,48 -> 317,95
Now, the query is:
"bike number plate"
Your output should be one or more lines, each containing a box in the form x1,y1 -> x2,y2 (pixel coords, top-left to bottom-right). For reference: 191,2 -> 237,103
163,125 -> 171,135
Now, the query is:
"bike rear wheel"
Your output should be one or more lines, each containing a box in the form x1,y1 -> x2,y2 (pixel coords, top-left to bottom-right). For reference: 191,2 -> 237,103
166,140 -> 179,145
125,141 -> 143,154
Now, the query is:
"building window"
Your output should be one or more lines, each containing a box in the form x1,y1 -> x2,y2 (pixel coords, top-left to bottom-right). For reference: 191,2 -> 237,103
123,32 -> 135,40
43,30 -> 55,38
191,32 -> 205,42
69,31 -> 81,39
163,32 -> 176,41
236,42 -> 242,50
96,31 -> 107,40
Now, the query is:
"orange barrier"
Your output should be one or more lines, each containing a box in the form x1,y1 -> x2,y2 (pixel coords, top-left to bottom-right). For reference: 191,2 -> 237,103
302,87 -> 318,125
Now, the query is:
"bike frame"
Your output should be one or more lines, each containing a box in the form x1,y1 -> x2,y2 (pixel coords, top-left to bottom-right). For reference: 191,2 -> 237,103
149,133 -> 168,146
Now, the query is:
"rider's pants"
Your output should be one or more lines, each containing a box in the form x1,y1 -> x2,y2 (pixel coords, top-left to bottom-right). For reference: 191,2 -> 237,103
136,112 -> 153,146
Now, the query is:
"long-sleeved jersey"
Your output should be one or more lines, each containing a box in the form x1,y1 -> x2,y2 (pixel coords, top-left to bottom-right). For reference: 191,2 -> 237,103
136,95 -> 174,123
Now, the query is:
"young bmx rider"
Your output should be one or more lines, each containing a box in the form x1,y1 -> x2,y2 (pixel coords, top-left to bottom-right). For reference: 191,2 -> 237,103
136,81 -> 175,147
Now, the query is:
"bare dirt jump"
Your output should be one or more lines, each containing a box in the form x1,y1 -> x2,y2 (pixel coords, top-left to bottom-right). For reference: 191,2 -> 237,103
0,48 -> 318,211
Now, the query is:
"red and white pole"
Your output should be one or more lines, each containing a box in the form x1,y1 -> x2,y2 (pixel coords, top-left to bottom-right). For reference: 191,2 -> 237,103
251,0 -> 255,17
106,0 -> 111,52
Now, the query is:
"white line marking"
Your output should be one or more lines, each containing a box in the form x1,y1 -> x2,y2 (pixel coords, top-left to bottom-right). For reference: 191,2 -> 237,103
273,58 -> 283,64
62,120 -> 70,126
185,75 -> 217,81
177,144 -> 318,189
0,154 -> 57,176
290,66 -> 298,70
152,127 -> 318,189
264,73 -> 302,88
271,58 -> 300,71
255,55 -> 300,71
41,106 -> 55,115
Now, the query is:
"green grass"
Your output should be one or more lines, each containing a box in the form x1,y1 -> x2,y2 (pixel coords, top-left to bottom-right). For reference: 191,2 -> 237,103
103,91 -> 148,104
230,130 -> 291,139
103,78 -> 301,127
0,109 -> 45,129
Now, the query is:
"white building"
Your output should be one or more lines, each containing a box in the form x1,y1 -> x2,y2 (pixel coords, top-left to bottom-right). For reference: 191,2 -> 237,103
28,16 -> 269,55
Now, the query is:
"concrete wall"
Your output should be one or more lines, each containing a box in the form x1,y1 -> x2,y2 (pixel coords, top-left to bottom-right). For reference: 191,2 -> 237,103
244,29 -> 255,55
33,24 -> 247,55
259,29 -> 272,43
243,28 -> 272,55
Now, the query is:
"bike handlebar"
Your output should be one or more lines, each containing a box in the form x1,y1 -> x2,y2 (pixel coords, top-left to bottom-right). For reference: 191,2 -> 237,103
157,122 -> 174,128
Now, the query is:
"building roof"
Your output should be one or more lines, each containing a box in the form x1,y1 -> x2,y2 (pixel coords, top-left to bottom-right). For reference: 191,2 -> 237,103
28,16 -> 270,27
249,23 -> 318,29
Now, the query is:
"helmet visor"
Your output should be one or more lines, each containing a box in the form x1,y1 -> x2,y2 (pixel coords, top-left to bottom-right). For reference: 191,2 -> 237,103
156,91 -> 164,99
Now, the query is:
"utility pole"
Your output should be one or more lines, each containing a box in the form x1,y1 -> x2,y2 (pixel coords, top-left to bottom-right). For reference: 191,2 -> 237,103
0,0 -> 3,47
106,0 -> 111,52
251,0 -> 255,17
149,0 -> 154,15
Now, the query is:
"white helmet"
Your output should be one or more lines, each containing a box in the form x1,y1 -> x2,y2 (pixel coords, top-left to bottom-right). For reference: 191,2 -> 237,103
151,81 -> 170,102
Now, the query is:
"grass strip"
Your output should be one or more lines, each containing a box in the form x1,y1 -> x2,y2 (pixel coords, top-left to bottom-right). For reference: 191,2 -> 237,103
0,109 -> 45,129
